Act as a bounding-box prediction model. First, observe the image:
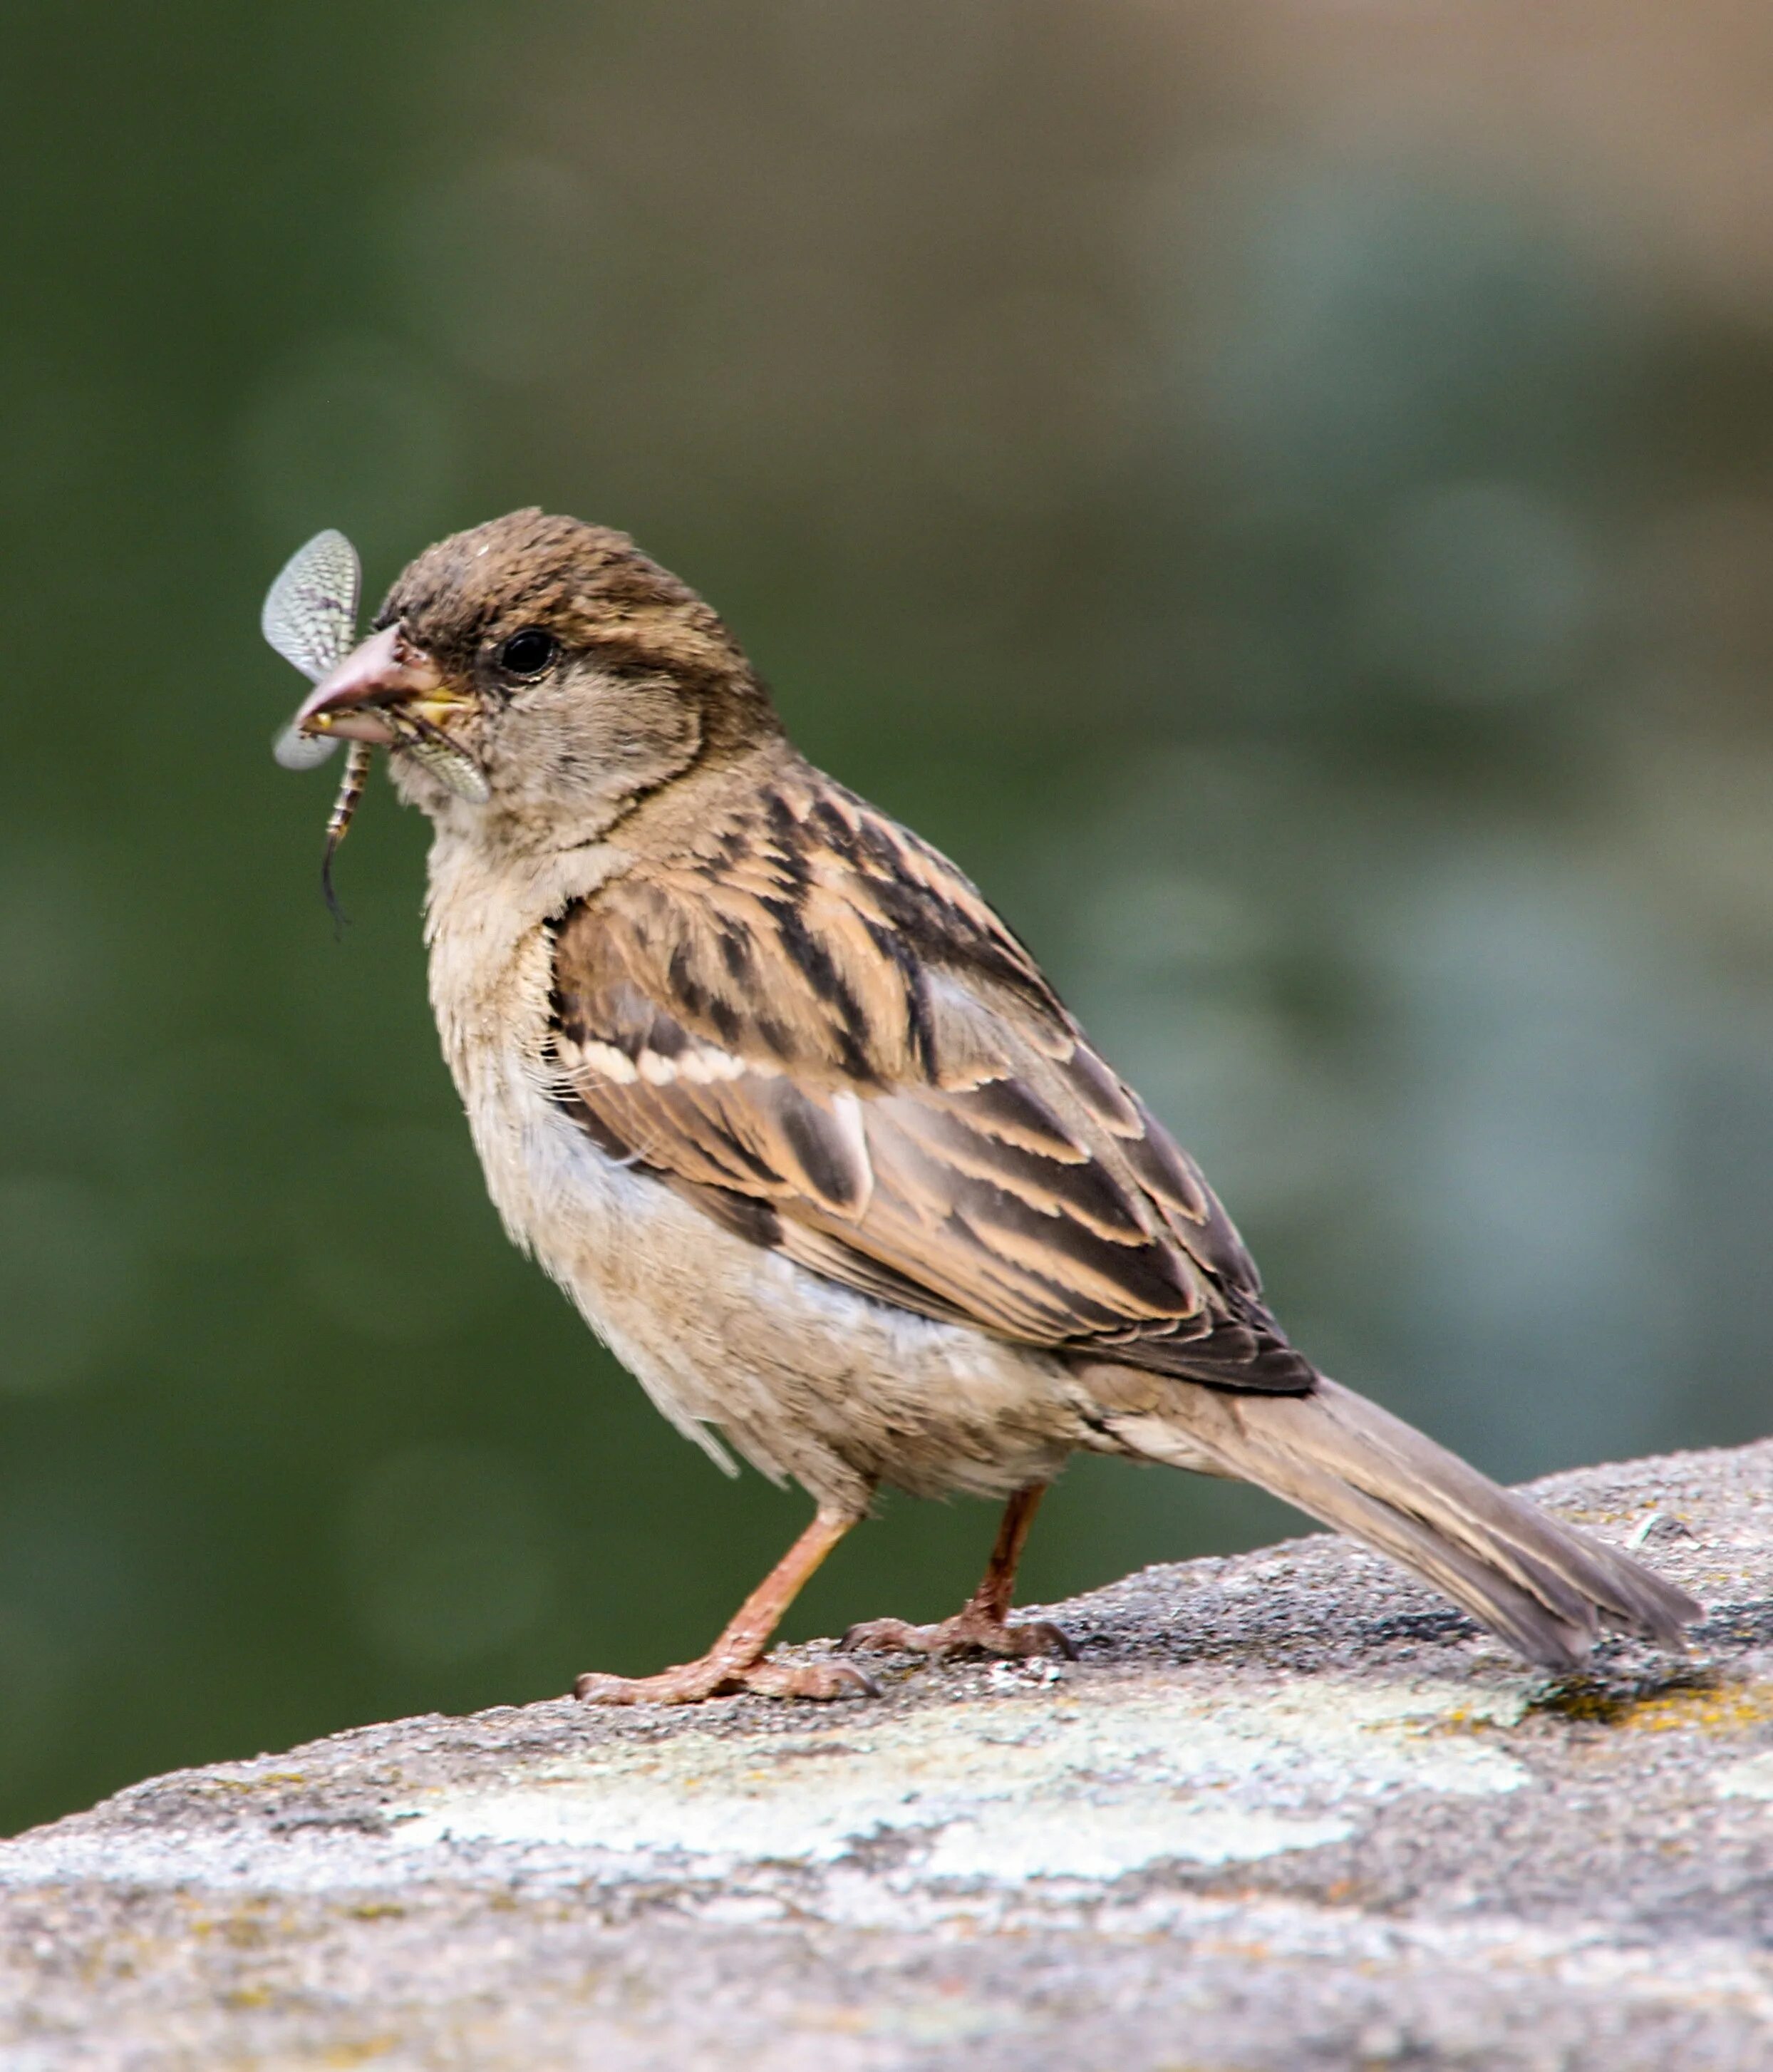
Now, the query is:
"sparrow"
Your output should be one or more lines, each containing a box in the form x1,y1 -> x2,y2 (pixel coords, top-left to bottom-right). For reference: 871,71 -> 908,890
287,507 -> 1698,1704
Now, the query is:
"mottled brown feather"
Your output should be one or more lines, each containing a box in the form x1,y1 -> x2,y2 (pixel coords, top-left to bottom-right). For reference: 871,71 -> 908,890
549,761 -> 1313,1392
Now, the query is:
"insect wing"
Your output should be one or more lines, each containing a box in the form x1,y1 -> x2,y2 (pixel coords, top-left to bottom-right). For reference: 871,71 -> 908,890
272,718 -> 339,771
263,529 -> 361,769
262,530 -> 361,682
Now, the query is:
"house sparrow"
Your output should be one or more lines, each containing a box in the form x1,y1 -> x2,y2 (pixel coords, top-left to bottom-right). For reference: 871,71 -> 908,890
288,508 -> 1698,1704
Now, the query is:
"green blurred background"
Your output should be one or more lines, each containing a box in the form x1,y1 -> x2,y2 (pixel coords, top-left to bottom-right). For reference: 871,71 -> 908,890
3,0 -> 1772,1835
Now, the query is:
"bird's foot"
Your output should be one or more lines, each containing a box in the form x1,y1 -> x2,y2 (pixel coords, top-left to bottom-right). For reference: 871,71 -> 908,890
574,1649 -> 877,1707
839,1607 -> 1076,1662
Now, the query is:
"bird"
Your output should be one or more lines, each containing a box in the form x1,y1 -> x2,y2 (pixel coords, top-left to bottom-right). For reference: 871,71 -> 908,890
286,507 -> 1700,1704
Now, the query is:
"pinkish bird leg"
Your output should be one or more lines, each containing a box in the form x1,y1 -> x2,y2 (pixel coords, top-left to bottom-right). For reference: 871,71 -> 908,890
574,1505 -> 874,1705
842,1484 -> 1075,1662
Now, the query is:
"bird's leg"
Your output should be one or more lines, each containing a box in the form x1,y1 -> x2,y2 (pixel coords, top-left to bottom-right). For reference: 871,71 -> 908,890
574,1505 -> 874,1706
841,1484 -> 1075,1662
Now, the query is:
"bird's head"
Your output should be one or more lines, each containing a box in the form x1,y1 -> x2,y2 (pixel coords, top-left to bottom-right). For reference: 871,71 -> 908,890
292,510 -> 779,842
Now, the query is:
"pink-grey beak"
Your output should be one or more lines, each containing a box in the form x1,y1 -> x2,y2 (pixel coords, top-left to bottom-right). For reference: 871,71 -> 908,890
294,624 -> 448,746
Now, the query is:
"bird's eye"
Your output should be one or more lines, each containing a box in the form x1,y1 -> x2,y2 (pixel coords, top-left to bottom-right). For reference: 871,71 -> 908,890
495,628 -> 559,679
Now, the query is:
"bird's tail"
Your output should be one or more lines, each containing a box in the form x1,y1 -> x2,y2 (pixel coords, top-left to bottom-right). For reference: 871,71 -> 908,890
1082,1368 -> 1699,1669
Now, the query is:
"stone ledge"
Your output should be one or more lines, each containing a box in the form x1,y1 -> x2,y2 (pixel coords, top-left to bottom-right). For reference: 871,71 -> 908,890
3,1440 -> 1771,2069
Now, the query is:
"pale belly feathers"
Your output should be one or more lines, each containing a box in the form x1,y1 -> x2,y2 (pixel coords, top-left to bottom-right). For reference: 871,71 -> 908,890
420,833 -> 1086,1512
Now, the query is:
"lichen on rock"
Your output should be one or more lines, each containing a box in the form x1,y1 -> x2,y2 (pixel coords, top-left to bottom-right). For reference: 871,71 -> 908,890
2,1440 -> 1771,2070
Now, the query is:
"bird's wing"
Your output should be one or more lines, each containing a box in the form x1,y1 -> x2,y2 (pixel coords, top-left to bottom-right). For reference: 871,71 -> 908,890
548,775 -> 1311,1391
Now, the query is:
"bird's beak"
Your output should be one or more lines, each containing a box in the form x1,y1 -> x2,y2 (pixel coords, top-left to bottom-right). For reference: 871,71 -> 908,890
294,625 -> 462,746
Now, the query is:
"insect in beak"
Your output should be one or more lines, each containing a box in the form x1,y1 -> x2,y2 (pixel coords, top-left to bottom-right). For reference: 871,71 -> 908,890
319,742 -> 375,927
297,626 -> 490,803
260,530 -> 487,925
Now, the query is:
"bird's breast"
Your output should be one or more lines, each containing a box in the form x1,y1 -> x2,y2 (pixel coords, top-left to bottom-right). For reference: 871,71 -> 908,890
418,828 -> 1087,1505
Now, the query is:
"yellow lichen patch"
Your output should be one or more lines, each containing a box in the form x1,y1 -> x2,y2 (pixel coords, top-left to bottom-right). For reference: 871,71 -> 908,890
1622,1680 -> 1773,1736
1534,1676 -> 1773,1735
187,1897 -> 276,1945
187,1773 -> 306,1796
1405,1699 -> 1527,1743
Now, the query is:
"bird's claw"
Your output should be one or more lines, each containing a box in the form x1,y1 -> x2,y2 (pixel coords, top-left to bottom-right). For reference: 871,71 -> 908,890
574,1651 -> 877,1706
840,1611 -> 1077,1662
740,1654 -> 878,1701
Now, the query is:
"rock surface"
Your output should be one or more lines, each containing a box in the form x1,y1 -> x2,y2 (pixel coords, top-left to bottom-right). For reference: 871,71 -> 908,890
4,1442 -> 1772,2069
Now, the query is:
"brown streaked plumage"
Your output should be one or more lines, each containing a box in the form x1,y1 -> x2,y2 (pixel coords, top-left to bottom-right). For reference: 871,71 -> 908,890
546,771 -> 1310,1389
286,508 -> 1700,1705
